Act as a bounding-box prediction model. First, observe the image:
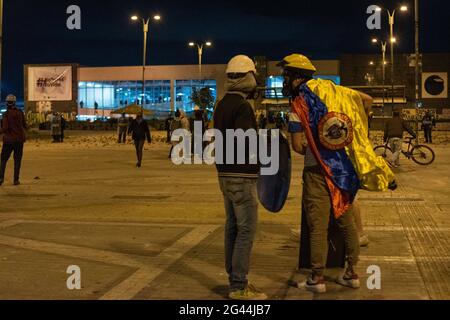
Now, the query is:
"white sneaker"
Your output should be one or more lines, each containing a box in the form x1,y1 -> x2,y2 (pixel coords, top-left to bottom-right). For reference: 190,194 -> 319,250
296,276 -> 326,293
336,273 -> 360,289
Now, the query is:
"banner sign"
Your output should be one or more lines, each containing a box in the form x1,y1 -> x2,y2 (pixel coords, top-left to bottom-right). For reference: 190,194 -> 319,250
28,66 -> 73,101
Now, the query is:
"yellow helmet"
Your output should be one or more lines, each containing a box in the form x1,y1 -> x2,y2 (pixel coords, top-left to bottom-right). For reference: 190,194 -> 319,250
277,54 -> 317,76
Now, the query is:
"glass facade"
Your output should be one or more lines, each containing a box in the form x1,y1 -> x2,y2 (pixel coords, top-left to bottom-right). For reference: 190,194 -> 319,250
265,75 -> 341,98
78,80 -> 217,118
265,76 -> 284,98
174,80 -> 217,114
78,80 -> 171,117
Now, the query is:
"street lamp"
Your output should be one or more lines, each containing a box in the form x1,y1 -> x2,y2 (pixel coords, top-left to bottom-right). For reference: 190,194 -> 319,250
413,0 -> 420,143
0,0 -> 3,101
383,5 -> 407,108
188,41 -> 212,80
372,38 -> 387,107
131,14 -> 161,111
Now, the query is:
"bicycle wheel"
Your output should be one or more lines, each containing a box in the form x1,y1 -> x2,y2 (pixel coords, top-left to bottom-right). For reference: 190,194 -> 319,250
411,145 -> 435,165
374,145 -> 394,166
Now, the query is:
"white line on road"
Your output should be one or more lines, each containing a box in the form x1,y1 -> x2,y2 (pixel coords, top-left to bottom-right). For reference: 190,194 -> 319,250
0,234 -> 144,268
99,224 -> 219,300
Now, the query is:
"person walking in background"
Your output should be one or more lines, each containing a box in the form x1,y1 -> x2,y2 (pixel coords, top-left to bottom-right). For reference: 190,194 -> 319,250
258,112 -> 267,129
180,110 -> 190,131
128,113 -> 151,168
117,113 -> 128,144
168,111 -> 182,158
384,111 -> 416,167
422,111 -> 436,144
165,113 -> 174,143
192,106 -> 206,159
0,94 -> 27,186
266,112 -> 277,129
275,112 -> 286,130
60,114 -> 66,143
50,112 -> 62,143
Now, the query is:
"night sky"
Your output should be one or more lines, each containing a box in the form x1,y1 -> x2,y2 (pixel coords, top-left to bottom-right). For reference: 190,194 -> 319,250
2,0 -> 450,99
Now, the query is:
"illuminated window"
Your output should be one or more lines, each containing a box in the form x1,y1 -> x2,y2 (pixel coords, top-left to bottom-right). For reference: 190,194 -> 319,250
265,75 -> 341,98
174,80 -> 217,114
78,80 -> 170,114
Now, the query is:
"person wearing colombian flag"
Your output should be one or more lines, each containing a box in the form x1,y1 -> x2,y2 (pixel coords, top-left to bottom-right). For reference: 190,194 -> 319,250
279,54 -> 396,293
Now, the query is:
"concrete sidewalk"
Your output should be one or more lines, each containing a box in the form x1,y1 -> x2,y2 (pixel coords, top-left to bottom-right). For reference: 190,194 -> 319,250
0,135 -> 448,300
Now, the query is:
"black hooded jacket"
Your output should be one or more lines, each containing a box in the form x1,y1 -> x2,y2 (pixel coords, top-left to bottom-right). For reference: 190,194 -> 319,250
213,93 -> 260,178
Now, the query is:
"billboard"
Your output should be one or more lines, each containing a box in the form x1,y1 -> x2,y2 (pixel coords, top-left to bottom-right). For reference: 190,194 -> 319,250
27,66 -> 73,101
422,72 -> 448,99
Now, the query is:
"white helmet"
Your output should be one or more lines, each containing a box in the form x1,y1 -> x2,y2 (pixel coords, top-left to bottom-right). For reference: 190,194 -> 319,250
226,55 -> 256,74
6,94 -> 16,103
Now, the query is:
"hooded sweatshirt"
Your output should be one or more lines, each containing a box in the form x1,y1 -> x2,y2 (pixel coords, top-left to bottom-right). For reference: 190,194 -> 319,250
214,73 -> 260,178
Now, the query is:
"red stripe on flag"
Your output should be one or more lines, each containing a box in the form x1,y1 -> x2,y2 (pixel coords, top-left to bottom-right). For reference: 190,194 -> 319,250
292,96 -> 351,219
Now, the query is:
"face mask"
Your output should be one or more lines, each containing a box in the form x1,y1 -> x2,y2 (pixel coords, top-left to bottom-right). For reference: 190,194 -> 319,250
282,74 -> 296,98
282,79 -> 291,97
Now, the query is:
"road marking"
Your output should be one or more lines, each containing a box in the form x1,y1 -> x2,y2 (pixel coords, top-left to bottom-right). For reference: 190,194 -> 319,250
100,224 -> 219,300
0,219 -> 199,229
0,220 -> 22,230
364,226 -> 450,232
0,234 -> 143,268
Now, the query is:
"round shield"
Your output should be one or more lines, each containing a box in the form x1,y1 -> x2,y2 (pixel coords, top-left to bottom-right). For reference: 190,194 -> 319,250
318,112 -> 354,150
257,130 -> 291,213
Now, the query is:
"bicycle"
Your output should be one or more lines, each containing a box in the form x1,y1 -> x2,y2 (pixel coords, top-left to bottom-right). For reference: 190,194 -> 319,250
374,137 -> 435,166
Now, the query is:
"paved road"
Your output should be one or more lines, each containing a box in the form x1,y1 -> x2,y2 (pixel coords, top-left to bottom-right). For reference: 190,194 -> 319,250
0,133 -> 448,300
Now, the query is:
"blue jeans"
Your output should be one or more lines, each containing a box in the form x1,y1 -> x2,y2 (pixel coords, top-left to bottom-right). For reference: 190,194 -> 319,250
219,177 -> 258,291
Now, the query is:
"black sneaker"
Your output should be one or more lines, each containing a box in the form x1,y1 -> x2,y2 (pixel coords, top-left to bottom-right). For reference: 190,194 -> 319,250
0,179 -> 3,186
13,180 -> 20,186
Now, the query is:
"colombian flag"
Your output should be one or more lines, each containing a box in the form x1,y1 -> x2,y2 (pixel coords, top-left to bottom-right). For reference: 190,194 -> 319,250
292,79 -> 395,218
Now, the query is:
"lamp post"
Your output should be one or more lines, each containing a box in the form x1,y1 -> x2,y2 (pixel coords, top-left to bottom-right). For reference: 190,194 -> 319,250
0,0 -> 3,101
188,41 -> 212,80
131,14 -> 161,111
372,38 -> 387,107
414,0 -> 420,143
384,5 -> 408,110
